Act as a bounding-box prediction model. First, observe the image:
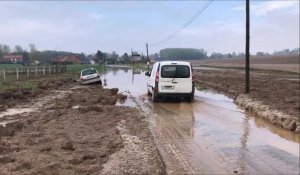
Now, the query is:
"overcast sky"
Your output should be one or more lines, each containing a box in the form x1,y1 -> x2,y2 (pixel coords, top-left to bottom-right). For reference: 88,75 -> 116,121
0,0 -> 299,55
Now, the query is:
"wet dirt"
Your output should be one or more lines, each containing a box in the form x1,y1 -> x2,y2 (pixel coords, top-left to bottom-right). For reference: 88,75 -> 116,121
194,69 -> 300,132
0,74 -> 165,175
103,68 -> 300,174
0,76 -> 74,112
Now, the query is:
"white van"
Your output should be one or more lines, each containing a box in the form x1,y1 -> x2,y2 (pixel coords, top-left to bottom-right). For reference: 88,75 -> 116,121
145,61 -> 195,102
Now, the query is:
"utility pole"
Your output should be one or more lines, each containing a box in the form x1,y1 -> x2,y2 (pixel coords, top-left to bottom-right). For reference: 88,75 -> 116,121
131,48 -> 134,65
146,43 -> 149,61
245,0 -> 250,93
146,43 -> 149,72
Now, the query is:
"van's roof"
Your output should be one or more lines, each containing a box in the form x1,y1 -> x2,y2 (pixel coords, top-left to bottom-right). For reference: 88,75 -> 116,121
156,61 -> 191,66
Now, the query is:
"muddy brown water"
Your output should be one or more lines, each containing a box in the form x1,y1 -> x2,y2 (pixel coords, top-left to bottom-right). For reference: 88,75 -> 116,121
103,67 -> 300,174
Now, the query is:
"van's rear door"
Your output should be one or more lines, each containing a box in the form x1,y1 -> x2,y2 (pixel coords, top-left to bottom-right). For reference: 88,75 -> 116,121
159,64 -> 192,93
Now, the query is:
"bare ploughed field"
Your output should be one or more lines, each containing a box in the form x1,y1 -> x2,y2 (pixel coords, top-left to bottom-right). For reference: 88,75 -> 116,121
190,55 -> 300,73
192,55 -> 300,125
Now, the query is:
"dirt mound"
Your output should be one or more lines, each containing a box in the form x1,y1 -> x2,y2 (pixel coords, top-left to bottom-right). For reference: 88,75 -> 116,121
0,83 -> 164,174
0,77 -> 75,110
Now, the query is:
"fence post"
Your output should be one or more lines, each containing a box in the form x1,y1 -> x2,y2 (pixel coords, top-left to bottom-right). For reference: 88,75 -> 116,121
35,67 -> 38,77
43,66 -> 46,76
49,66 -> 51,74
27,67 -> 29,78
16,68 -> 19,80
54,66 -> 56,73
3,69 -> 6,80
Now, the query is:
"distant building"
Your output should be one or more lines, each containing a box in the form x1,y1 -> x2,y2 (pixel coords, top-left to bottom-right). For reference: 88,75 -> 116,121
3,55 -> 23,63
56,54 -> 80,64
132,51 -> 141,61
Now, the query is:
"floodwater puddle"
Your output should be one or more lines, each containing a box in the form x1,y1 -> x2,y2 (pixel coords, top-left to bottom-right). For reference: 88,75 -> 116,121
0,119 -> 18,127
102,67 -> 300,174
116,97 -> 136,107
0,108 -> 34,118
72,105 -> 80,109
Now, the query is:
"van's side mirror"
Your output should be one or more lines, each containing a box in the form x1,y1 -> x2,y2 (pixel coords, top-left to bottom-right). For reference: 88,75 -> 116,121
145,72 -> 151,77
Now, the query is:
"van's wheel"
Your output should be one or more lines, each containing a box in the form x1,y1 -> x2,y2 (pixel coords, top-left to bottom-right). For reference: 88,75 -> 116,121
152,89 -> 158,102
187,95 -> 194,102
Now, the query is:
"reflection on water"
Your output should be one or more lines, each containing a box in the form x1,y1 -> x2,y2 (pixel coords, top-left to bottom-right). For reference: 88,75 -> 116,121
102,67 -> 146,96
238,116 -> 250,173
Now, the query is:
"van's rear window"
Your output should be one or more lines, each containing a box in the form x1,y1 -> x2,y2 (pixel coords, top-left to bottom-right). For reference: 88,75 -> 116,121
161,65 -> 190,78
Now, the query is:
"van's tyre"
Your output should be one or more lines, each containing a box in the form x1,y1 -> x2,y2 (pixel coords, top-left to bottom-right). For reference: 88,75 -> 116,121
152,91 -> 158,102
187,95 -> 194,102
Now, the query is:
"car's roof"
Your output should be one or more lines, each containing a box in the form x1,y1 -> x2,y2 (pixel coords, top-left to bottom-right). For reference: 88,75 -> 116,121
81,68 -> 97,72
156,61 -> 191,66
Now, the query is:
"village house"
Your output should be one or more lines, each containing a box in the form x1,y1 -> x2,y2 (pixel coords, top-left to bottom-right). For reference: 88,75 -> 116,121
3,55 -> 23,63
55,54 -> 81,64
132,51 -> 141,62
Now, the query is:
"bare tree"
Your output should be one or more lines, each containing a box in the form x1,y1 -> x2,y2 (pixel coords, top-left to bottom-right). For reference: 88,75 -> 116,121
14,45 -> 24,53
3,44 -> 11,54
29,44 -> 38,53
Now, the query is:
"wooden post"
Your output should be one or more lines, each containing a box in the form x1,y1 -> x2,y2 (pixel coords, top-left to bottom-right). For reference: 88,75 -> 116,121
245,0 -> 250,93
35,67 -> 38,77
3,69 -> 6,80
49,66 -> 51,74
27,68 -> 29,78
146,43 -> 150,72
43,66 -> 46,76
54,66 -> 56,73
16,68 -> 19,80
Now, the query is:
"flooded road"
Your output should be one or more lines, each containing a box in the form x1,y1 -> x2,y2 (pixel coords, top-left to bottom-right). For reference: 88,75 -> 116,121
103,67 -> 300,174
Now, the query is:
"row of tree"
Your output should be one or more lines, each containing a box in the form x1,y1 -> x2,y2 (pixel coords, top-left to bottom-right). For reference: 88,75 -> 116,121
0,44 -> 88,64
210,48 -> 300,59
158,48 -> 300,60
0,44 -> 152,65
2,44 -> 299,65
158,48 -> 208,60
93,50 -> 152,64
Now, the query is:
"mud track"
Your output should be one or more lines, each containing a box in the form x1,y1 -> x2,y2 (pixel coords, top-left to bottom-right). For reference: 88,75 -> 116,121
0,80 -> 165,174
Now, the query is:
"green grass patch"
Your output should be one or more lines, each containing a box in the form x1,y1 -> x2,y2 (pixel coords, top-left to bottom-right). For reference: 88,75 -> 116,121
0,79 -> 38,91
0,64 -> 23,69
19,82 -> 38,90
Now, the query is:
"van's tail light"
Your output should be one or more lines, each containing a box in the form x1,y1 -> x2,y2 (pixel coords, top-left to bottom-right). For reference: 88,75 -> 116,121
192,75 -> 195,83
80,76 -> 84,80
155,71 -> 159,82
155,64 -> 160,93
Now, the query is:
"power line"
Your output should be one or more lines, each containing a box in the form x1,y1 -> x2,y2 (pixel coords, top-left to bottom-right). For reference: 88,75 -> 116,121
148,0 -> 214,47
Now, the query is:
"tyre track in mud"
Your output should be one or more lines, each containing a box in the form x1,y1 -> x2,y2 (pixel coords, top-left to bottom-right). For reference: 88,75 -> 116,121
135,96 -> 230,174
